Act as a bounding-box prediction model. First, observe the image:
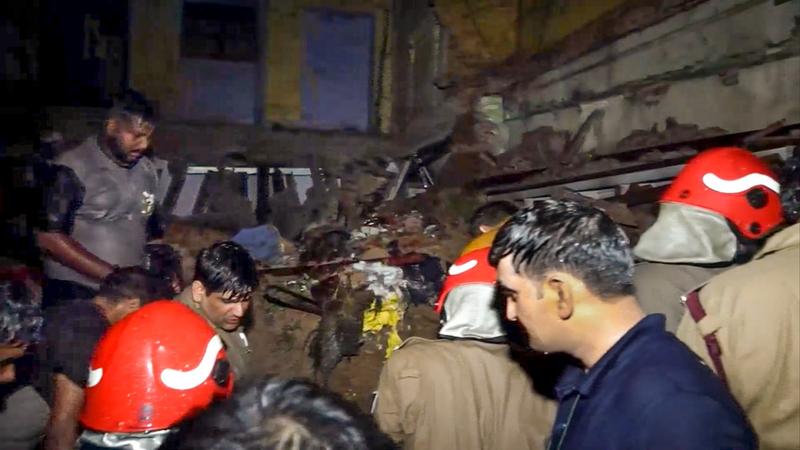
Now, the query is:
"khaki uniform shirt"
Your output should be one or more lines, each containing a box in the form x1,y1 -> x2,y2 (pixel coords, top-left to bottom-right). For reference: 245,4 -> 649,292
634,262 -> 728,333
677,224 -> 800,450
177,288 -> 251,378
374,337 -> 557,450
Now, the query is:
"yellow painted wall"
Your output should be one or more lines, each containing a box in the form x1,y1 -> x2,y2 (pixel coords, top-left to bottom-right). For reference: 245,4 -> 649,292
128,0 -> 393,133
126,0 -> 628,130
433,0 -> 631,75
266,0 -> 393,130
435,0 -> 519,71
518,0 -> 630,54
128,0 -> 182,115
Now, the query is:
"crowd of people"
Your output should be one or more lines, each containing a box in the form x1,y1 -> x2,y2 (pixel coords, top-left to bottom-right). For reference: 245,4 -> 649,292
0,89 -> 797,450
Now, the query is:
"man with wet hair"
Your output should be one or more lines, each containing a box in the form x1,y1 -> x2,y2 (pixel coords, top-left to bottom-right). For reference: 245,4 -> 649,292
164,377 -> 396,450
490,200 -> 755,450
37,90 -> 159,309
176,241 -> 258,378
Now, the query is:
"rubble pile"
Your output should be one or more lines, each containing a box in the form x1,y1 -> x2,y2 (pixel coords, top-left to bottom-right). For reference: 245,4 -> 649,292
260,187 -> 481,388
159,156 -> 486,407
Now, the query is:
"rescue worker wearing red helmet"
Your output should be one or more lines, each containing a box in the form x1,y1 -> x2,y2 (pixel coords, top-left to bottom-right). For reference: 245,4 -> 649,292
633,147 -> 785,332
674,149 -> 799,450
77,300 -> 234,450
373,202 -> 557,450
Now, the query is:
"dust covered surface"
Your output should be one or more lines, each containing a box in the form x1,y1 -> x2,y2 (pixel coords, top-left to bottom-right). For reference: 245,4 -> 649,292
250,297 -> 440,412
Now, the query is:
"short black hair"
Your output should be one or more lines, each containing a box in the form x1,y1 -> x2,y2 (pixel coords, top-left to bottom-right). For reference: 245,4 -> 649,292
144,244 -> 183,286
164,377 -> 397,450
108,89 -> 156,124
194,241 -> 258,300
488,200 -> 635,299
97,266 -> 157,305
468,201 -> 519,236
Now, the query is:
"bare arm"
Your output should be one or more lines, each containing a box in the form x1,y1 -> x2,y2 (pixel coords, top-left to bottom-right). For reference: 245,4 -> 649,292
0,363 -> 15,383
45,374 -> 84,450
38,164 -> 114,282
0,342 -> 26,384
37,232 -> 114,282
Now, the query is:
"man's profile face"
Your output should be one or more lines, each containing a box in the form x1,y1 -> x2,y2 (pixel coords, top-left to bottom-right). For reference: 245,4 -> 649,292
193,283 -> 251,331
106,117 -> 154,163
107,297 -> 142,324
496,256 -> 560,353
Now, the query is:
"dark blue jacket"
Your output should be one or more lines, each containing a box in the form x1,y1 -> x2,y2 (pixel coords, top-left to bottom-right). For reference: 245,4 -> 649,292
548,315 -> 756,450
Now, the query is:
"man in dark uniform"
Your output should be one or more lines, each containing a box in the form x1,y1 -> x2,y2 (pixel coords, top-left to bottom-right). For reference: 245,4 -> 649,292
37,90 -> 158,308
491,201 -> 756,450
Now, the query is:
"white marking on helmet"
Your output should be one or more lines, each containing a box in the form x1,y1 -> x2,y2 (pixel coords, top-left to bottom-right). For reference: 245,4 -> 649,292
448,259 -> 478,276
87,367 -> 103,388
160,335 -> 223,391
702,172 -> 779,194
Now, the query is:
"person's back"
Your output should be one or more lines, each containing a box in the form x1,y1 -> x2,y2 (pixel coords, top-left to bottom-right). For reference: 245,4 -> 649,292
677,223 -> 799,450
377,337 -> 555,450
633,261 -> 726,332
374,225 -> 556,450
673,150 -> 800,449
632,148 -> 784,333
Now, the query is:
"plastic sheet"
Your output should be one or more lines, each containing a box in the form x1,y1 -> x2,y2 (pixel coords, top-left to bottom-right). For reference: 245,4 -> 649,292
362,294 -> 403,358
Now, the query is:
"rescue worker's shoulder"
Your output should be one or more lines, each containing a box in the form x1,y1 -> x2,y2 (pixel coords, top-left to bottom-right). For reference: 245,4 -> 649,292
389,337 -> 441,360
384,337 -> 462,372
698,237 -> 799,316
632,260 -> 661,278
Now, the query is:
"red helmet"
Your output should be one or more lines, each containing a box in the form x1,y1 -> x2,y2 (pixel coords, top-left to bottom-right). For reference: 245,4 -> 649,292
80,301 -> 234,433
662,147 -> 783,240
434,229 -> 499,313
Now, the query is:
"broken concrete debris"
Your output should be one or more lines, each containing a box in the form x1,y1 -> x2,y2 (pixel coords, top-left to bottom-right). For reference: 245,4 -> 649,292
260,204 -> 464,384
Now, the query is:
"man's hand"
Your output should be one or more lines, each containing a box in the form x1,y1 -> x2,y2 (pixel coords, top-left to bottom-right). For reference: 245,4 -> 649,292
44,374 -> 85,450
37,232 -> 114,282
0,342 -> 26,383
0,341 -> 27,361
0,363 -> 15,383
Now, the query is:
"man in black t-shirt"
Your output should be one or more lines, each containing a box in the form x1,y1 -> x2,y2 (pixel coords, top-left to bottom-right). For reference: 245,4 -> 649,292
40,267 -> 155,450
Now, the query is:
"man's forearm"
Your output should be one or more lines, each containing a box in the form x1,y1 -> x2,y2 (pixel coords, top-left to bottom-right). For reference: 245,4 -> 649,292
37,232 -> 114,281
45,417 -> 79,450
46,374 -> 84,450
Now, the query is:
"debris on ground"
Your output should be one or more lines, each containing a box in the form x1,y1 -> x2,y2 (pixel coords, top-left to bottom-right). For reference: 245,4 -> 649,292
255,176 -> 480,397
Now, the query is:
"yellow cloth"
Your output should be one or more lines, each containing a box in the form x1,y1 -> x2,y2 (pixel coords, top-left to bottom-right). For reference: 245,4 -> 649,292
461,225 -> 502,254
362,295 -> 404,358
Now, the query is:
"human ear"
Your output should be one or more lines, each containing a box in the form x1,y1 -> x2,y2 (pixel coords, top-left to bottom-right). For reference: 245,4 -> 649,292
546,274 -> 574,320
191,280 -> 207,304
105,118 -> 118,135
